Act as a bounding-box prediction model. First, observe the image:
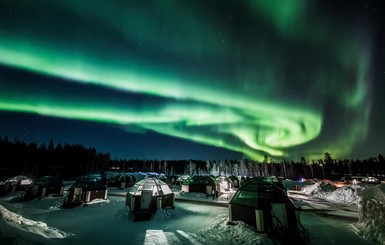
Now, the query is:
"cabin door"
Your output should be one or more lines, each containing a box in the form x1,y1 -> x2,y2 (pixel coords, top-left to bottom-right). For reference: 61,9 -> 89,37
141,190 -> 152,210
206,186 -> 212,195
271,203 -> 288,229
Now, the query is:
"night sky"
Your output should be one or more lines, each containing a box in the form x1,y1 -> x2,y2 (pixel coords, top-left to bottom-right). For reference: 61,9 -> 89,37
0,0 -> 384,161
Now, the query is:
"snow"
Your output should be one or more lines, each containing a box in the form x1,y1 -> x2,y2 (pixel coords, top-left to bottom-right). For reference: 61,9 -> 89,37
0,204 -> 73,239
301,181 -> 365,205
352,184 -> 385,243
0,180 -> 384,244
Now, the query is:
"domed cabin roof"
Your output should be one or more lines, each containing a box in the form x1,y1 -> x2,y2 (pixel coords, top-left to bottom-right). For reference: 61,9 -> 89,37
175,175 -> 190,185
230,176 -> 291,209
227,175 -> 240,182
144,172 -> 167,180
83,173 -> 108,186
176,175 -> 190,182
0,175 -> 34,195
182,175 -> 218,186
216,176 -> 234,184
227,175 -> 241,188
128,177 -> 173,197
3,175 -> 33,186
116,174 -> 136,183
70,175 -> 107,191
33,176 -> 64,188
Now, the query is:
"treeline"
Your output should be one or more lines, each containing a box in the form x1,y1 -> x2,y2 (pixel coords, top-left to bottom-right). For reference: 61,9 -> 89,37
0,137 -> 110,180
1,137 -> 384,181
110,154 -> 385,181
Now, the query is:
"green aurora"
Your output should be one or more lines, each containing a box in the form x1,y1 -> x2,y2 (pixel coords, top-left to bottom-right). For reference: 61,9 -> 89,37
0,0 -> 377,160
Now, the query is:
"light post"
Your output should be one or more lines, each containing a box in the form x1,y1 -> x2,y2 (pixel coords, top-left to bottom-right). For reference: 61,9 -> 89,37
320,164 -> 325,179
310,164 -> 314,179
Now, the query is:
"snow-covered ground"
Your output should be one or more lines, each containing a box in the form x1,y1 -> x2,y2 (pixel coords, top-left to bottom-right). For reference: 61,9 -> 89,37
0,180 -> 384,244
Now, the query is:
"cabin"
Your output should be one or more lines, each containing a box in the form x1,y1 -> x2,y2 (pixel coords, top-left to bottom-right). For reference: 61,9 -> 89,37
63,174 -> 108,208
175,175 -> 190,186
21,175 -> 64,201
228,177 -> 309,244
181,175 -> 219,195
126,177 -> 174,220
0,175 -> 33,196
216,176 -> 234,192
228,175 -> 241,188
108,174 -> 136,189
166,175 -> 179,186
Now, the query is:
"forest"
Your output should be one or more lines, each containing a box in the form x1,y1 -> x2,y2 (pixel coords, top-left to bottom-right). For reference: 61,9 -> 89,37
1,137 -> 384,181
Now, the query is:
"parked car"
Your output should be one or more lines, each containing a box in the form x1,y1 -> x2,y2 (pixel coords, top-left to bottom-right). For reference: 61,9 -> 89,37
361,176 -> 380,185
340,175 -> 364,185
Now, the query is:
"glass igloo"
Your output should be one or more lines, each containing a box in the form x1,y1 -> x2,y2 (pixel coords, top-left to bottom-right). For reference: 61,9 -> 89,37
126,177 -> 174,214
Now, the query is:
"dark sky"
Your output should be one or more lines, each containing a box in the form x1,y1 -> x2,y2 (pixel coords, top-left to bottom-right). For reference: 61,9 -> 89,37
0,0 -> 384,161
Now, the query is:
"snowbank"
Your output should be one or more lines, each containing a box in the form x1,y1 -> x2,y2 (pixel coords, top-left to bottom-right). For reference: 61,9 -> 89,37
302,181 -> 364,205
300,180 -> 385,244
301,181 -> 337,195
352,184 -> 385,244
301,181 -> 365,205
0,204 -> 74,239
326,184 -> 365,205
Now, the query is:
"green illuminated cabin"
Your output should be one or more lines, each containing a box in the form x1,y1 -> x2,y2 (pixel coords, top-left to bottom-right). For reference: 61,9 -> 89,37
228,177 -> 309,244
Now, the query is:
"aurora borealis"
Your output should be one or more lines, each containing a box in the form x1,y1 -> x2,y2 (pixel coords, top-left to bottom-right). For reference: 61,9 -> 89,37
0,0 -> 384,161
